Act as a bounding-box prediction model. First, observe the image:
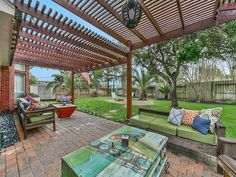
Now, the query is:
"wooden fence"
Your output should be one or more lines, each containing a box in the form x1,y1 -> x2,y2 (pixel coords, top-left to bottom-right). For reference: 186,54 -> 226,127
175,80 -> 236,103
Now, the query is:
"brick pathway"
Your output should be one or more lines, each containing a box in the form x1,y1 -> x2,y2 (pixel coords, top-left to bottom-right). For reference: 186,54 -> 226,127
0,111 -> 222,177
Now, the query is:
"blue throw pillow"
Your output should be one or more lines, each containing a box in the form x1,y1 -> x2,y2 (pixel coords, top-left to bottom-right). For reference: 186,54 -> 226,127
192,115 -> 210,134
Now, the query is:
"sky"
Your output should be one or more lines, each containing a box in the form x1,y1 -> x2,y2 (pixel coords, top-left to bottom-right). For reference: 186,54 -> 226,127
28,0 -> 116,81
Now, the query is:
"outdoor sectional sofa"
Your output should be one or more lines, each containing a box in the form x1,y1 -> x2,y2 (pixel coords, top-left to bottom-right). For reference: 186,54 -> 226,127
129,108 -> 226,156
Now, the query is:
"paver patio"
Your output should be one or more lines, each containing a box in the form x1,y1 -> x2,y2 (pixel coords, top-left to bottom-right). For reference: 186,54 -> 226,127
0,111 -> 222,177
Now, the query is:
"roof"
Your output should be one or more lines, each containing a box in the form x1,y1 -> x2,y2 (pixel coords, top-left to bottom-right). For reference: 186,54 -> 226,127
11,0 -> 236,71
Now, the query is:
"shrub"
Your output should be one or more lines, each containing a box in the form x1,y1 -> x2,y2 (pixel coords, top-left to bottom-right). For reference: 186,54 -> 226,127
18,93 -> 39,98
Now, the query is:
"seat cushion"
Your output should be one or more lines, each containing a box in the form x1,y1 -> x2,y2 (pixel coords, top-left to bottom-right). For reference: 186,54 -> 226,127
149,118 -> 177,135
177,125 -> 216,145
130,115 -> 157,129
29,113 -> 53,123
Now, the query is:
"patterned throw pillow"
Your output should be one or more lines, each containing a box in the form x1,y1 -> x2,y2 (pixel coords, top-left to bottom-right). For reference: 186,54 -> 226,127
17,98 -> 30,109
182,110 -> 200,126
28,98 -> 41,111
168,108 -> 185,126
200,107 -> 223,133
17,98 -> 28,103
25,95 -> 32,102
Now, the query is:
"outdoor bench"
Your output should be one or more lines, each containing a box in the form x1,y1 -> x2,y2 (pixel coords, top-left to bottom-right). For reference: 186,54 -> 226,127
129,108 -> 226,156
17,103 -> 56,139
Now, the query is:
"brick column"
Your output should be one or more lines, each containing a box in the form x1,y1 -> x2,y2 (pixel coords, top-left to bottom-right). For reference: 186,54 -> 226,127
0,66 -> 14,111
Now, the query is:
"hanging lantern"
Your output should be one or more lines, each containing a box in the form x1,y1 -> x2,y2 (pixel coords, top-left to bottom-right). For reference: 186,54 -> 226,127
121,0 -> 142,29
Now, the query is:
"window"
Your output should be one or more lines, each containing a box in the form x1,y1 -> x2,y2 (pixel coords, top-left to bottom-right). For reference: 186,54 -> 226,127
14,64 -> 25,71
14,73 -> 25,103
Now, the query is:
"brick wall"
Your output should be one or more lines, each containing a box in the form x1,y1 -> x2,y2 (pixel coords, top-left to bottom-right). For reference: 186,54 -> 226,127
0,66 -> 14,111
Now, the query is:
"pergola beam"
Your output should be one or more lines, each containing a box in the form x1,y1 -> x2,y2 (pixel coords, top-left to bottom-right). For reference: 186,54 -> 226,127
219,2 -> 236,11
132,13 -> 236,49
140,0 -> 163,35
14,55 -> 79,71
96,0 -> 147,43
176,0 -> 185,28
52,0 -> 129,46
15,50 -> 88,70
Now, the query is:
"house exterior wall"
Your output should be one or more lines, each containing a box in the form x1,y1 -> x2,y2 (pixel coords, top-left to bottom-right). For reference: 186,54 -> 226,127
0,64 -> 29,112
0,66 -> 14,111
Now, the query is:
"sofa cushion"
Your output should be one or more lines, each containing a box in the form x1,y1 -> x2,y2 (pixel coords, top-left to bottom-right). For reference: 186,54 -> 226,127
130,115 -> 157,129
149,118 -> 177,136
29,113 -> 53,123
177,125 -> 216,145
192,115 -> 211,135
200,107 -> 222,133
168,108 -> 185,126
182,110 -> 200,126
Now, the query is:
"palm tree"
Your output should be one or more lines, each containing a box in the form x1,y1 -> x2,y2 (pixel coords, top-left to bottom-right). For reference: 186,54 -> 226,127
29,73 -> 38,85
47,71 -> 86,94
159,84 -> 171,99
133,68 -> 155,100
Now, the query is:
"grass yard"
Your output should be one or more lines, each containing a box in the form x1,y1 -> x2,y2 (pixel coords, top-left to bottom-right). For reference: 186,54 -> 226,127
75,96 -> 236,138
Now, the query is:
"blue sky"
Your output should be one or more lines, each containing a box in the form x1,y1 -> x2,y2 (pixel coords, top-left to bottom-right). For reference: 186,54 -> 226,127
29,0 -> 116,81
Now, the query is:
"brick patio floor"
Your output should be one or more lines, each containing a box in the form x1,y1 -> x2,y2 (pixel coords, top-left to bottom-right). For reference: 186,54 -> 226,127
0,111 -> 222,177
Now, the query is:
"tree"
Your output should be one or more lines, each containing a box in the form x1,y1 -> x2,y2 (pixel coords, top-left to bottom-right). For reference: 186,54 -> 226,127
133,68 -> 154,100
133,37 -> 202,107
159,84 -> 171,99
47,71 -> 87,94
29,73 -> 37,85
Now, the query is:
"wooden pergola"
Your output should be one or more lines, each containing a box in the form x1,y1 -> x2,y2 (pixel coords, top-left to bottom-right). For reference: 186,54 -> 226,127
11,0 -> 236,119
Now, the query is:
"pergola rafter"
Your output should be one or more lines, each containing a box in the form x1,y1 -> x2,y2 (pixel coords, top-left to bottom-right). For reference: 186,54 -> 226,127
16,44 -> 98,68
20,20 -> 122,63
19,30 -> 109,65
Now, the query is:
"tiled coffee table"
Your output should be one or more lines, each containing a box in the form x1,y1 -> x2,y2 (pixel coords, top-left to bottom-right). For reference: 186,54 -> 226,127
62,125 -> 169,177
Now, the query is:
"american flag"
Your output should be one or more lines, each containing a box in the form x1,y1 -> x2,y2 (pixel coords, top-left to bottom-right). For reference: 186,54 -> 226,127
81,72 -> 91,85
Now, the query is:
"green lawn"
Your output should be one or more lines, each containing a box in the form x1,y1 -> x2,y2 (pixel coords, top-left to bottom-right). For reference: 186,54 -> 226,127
75,96 -> 236,138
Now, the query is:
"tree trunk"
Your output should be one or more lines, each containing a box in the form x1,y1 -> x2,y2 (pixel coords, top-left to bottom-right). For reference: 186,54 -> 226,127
139,91 -> 147,100
165,94 -> 168,99
170,81 -> 179,108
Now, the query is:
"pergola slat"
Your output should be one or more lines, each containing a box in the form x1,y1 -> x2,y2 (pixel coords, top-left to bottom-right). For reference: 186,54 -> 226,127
96,0 -> 147,43
15,0 -> 128,58
52,0 -> 129,46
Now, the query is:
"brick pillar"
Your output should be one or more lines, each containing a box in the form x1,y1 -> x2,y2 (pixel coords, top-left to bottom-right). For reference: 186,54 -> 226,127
25,65 -> 30,94
0,66 -> 14,111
